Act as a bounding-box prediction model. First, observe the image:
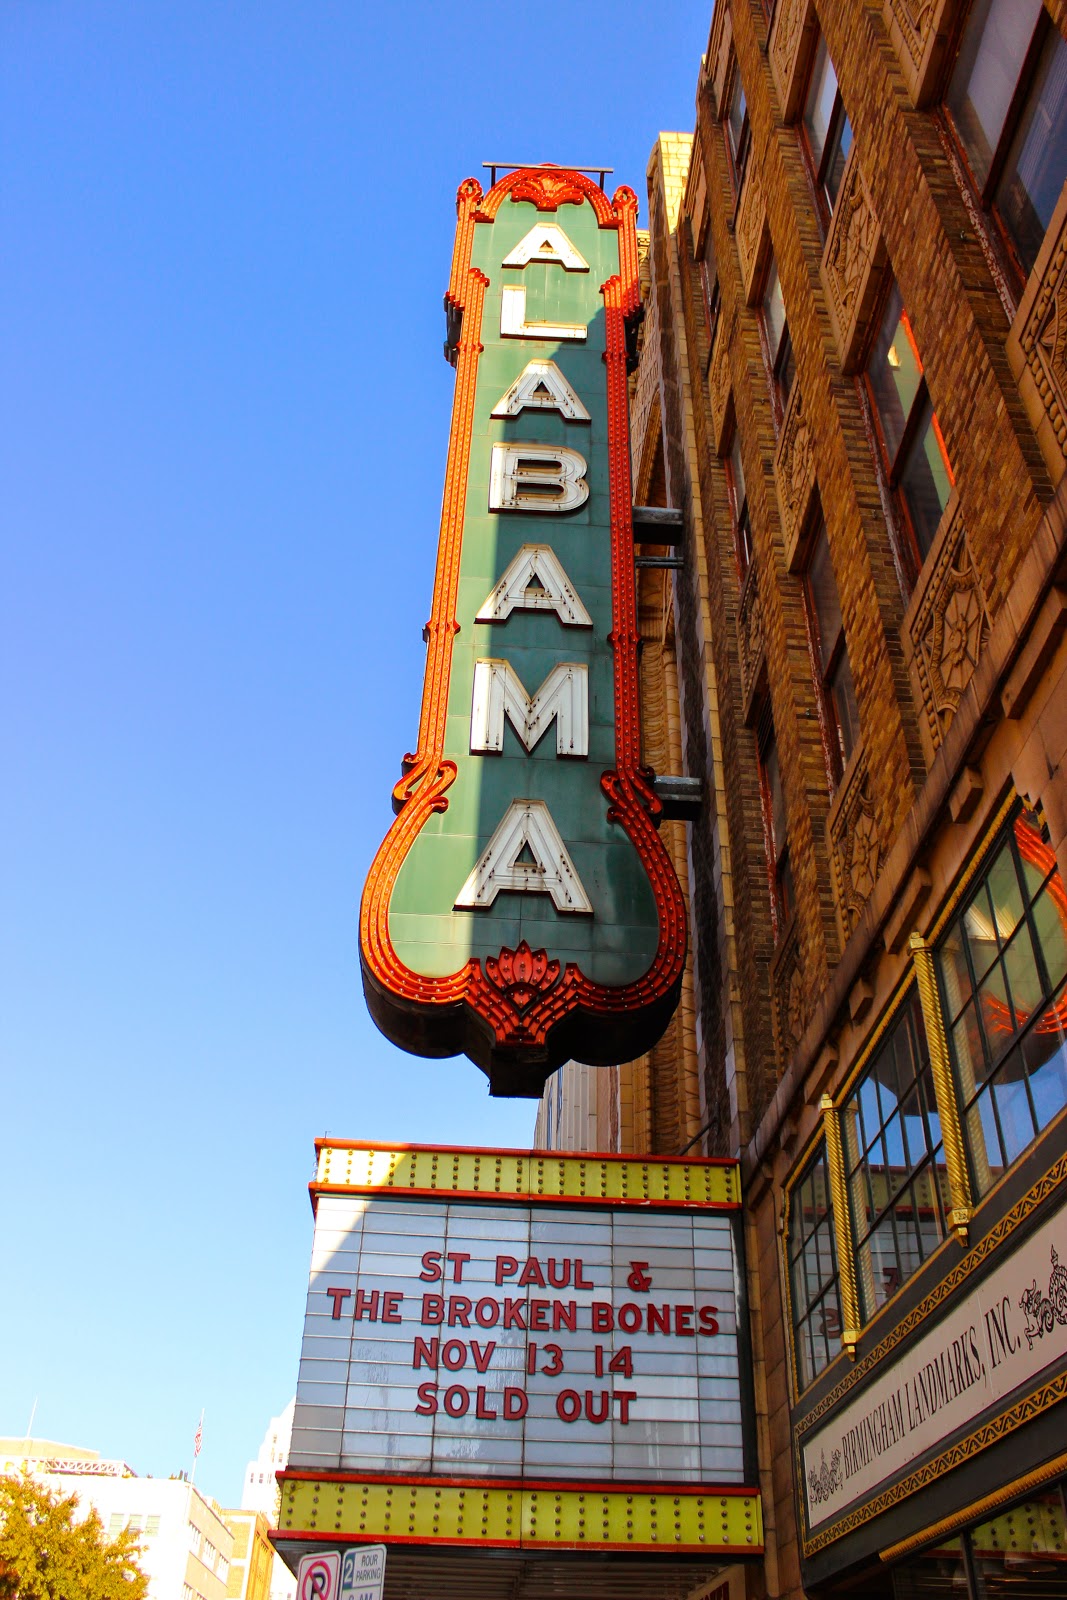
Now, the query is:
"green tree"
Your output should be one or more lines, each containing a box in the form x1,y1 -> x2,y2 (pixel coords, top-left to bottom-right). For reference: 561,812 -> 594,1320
0,1473 -> 148,1600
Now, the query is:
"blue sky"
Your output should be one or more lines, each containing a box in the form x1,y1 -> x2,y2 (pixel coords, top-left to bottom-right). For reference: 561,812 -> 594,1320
1,1 -> 709,1505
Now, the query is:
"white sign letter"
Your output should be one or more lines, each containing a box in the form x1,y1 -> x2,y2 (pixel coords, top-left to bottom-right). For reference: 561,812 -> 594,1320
470,660 -> 588,757
475,545 -> 592,628
454,799 -> 593,914
490,360 -> 590,422
501,223 -> 589,272
500,285 -> 586,342
489,443 -> 588,514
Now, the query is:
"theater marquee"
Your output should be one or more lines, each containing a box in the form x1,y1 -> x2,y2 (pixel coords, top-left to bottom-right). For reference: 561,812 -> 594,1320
274,1141 -> 762,1575
359,165 -> 686,1094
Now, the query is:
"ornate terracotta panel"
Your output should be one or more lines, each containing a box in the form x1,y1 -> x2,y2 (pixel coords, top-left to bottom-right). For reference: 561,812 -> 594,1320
882,0 -> 963,108
736,170 -> 769,306
769,0 -> 817,122
1007,180 -> 1067,491
828,745 -> 881,934
707,2 -> 735,120
819,146 -> 888,373
738,562 -> 766,723
774,381 -> 817,570
902,494 -> 991,765
772,921 -> 806,1063
359,170 -> 686,1095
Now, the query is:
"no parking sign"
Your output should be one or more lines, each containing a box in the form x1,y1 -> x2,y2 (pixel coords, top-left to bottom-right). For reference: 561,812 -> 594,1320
296,1553 -> 340,1600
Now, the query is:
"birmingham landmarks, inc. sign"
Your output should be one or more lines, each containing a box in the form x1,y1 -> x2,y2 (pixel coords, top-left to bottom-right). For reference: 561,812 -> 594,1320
359,165 -> 686,1094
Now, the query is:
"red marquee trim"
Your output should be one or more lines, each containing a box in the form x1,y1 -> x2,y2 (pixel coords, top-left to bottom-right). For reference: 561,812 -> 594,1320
359,171 -> 686,1092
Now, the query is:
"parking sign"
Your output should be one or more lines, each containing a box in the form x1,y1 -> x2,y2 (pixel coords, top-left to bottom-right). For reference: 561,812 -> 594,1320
340,1544 -> 387,1600
297,1553 -> 340,1600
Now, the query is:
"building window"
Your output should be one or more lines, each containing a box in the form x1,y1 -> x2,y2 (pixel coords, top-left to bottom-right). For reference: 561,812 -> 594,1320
788,1142 -> 842,1390
725,427 -> 753,576
761,257 -> 795,424
801,33 -> 853,221
757,711 -> 793,934
803,513 -> 860,786
146,1516 -> 160,1537
699,220 -> 721,347
865,277 -> 954,578
938,804 -> 1067,1195
841,993 -> 949,1320
725,56 -> 751,196
109,1514 -> 123,1535
945,0 -> 1067,285
889,1482 -> 1067,1596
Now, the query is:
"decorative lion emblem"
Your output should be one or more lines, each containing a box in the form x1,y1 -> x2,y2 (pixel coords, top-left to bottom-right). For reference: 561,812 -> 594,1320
1019,1245 -> 1067,1349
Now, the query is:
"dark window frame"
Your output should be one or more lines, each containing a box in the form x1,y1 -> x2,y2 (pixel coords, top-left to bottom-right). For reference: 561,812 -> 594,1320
942,0 -> 1067,293
759,255 -> 795,429
798,30 -> 854,228
757,704 -> 793,937
937,801 -> 1067,1198
698,215 -> 721,357
786,1141 -> 843,1392
801,507 -> 860,790
841,991 -> 950,1322
862,274 -> 955,587
724,421 -> 754,579
724,53 -> 752,200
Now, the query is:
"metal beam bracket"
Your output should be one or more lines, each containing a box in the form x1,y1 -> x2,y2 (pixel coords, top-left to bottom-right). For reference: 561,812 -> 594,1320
652,775 -> 703,821
632,505 -> 684,544
636,555 -> 684,570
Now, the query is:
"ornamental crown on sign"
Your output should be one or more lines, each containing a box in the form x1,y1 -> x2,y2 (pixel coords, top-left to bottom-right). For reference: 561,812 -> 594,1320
358,165 -> 686,1094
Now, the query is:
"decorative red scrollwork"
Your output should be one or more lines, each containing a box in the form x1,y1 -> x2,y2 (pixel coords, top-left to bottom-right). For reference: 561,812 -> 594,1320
507,169 -> 589,212
359,169 -> 686,1094
478,165 -> 621,227
484,942 -> 562,1015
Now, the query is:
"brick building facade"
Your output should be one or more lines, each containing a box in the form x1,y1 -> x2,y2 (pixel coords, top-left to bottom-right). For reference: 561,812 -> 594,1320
540,0 -> 1067,1594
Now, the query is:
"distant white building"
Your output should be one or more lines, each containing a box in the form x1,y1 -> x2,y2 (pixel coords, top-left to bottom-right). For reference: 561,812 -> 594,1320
534,1060 -> 619,1150
239,1402 -> 295,1600
0,1439 -> 234,1600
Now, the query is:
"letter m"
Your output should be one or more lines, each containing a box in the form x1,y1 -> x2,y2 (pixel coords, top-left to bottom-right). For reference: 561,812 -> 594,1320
470,660 -> 588,757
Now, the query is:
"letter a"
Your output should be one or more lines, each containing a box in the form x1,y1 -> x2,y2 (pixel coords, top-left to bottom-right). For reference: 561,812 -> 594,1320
475,545 -> 592,627
454,800 -> 592,914
490,360 -> 590,422
470,660 -> 588,756
501,224 -> 589,272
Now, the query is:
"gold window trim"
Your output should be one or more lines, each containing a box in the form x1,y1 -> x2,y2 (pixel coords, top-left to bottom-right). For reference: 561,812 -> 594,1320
880,1445 -> 1067,1563
783,786 -> 1058,1403
781,1128 -> 849,1405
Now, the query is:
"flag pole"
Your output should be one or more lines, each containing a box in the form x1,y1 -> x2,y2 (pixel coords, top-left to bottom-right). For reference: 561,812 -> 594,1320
190,1410 -> 204,1485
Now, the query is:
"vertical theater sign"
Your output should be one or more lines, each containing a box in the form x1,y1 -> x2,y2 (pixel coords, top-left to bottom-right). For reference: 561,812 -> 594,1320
360,165 -> 686,1094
